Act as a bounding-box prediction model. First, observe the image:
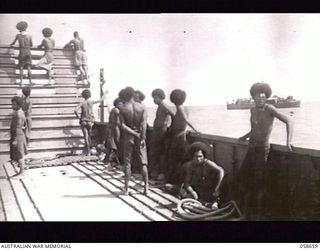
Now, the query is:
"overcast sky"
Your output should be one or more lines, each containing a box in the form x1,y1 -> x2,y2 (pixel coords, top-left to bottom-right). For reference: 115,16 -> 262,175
1,14 -> 320,107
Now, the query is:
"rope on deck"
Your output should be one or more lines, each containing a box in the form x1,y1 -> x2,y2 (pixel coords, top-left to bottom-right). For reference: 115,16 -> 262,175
176,198 -> 243,221
25,155 -> 99,169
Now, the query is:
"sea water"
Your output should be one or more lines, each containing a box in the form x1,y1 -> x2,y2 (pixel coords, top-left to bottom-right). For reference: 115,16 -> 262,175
147,101 -> 320,150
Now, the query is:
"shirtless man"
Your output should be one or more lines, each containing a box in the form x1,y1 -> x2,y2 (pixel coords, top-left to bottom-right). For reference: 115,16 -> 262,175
10,96 -> 28,179
10,21 -> 33,85
166,89 -> 198,185
65,31 -> 89,85
74,88 -> 108,155
37,27 -> 55,84
118,87 -> 149,195
149,88 -> 173,180
238,82 -> 293,220
183,142 -> 225,205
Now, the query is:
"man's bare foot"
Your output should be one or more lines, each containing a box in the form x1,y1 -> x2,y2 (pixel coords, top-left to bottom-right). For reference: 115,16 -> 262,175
143,188 -> 149,196
123,189 -> 129,195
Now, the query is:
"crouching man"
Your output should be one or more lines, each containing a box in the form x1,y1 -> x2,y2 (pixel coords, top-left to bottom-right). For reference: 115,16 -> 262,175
182,142 -> 225,207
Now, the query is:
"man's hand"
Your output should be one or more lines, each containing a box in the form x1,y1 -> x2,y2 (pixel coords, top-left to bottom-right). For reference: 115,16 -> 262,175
238,136 -> 247,142
140,139 -> 146,148
287,143 -> 293,151
212,191 -> 220,199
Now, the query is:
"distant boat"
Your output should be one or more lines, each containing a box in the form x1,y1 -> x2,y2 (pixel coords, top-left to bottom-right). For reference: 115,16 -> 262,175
227,95 -> 301,110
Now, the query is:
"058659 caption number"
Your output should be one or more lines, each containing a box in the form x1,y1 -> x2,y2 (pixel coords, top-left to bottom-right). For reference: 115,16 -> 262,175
300,244 -> 318,248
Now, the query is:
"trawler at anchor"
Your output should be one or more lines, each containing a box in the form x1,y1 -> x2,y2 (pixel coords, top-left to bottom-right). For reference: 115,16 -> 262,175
227,95 -> 301,110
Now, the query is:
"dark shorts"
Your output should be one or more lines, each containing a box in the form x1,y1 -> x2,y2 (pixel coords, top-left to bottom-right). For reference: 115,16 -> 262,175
149,127 -> 167,167
74,51 -> 87,66
238,145 -> 270,194
18,48 -> 32,67
10,129 -> 28,161
80,120 -> 93,129
123,134 -> 148,167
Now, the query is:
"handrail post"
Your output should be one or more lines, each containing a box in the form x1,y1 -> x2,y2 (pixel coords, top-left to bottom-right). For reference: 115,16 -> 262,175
99,68 -> 105,122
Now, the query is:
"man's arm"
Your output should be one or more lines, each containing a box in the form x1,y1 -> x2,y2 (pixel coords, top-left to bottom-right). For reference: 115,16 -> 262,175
268,105 -> 293,151
10,35 -> 18,47
119,111 -> 140,138
74,103 -> 82,119
140,106 -> 148,140
183,163 -> 198,200
161,102 -> 175,117
179,106 -> 199,133
91,89 -> 109,104
37,39 -> 45,49
205,160 -> 225,194
64,39 -> 74,48
239,131 -> 251,142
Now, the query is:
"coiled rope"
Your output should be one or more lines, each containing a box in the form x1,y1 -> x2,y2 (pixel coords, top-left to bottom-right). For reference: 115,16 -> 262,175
25,155 -> 99,169
177,198 -> 242,221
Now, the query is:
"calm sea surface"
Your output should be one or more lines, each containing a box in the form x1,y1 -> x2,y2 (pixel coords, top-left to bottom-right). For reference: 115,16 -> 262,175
147,102 -> 320,150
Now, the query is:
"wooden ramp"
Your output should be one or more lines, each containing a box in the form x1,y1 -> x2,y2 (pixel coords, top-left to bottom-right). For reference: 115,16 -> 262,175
0,161 -> 181,221
0,45 -> 87,161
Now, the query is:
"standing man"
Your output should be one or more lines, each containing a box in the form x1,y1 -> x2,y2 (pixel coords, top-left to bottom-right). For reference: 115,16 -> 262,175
65,31 -> 89,85
119,87 -> 149,195
238,82 -> 293,220
149,88 -> 173,180
36,27 -> 55,84
10,21 -> 33,85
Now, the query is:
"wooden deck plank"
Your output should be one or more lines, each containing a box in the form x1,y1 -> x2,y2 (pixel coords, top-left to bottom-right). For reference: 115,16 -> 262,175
0,162 -> 24,221
93,163 -> 179,208
82,163 -> 176,220
72,163 -> 165,221
22,164 -> 149,221
3,162 -> 43,221
93,162 -> 181,204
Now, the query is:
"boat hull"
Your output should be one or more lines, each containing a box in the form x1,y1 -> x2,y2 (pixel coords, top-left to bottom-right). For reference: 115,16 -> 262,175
227,100 -> 301,110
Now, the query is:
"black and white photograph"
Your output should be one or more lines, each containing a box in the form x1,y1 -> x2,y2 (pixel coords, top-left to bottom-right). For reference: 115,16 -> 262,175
0,13 -> 319,227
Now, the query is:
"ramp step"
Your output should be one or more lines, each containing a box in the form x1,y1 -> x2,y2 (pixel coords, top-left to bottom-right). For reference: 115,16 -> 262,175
0,97 -> 80,105
0,138 -> 85,153
0,127 -> 82,141
0,117 -> 80,128
0,106 -> 76,116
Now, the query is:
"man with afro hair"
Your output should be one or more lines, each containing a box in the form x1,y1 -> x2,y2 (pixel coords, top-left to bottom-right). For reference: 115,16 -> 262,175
10,21 -> 34,85
182,142 -> 225,206
10,96 -> 28,179
165,89 -> 198,185
74,88 -> 108,155
118,86 -> 149,195
134,90 -> 146,103
237,82 -> 293,220
36,27 -> 55,84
